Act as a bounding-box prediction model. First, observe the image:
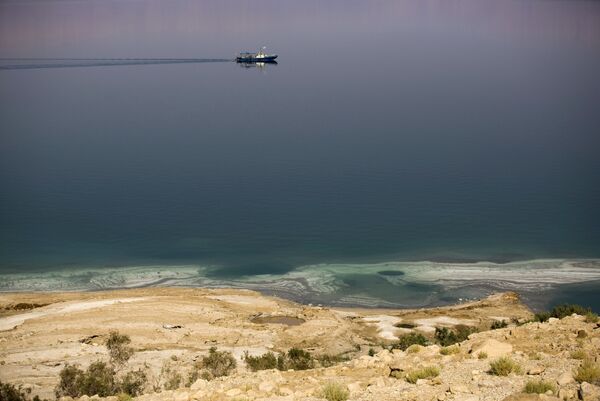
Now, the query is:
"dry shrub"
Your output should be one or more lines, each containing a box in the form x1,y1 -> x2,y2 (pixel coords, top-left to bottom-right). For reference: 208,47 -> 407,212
488,357 -> 521,376
524,380 -> 556,394
406,366 -> 440,383
320,382 -> 349,401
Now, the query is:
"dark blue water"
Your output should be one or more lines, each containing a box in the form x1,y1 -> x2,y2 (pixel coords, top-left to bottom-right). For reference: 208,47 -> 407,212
1,0 -> 599,306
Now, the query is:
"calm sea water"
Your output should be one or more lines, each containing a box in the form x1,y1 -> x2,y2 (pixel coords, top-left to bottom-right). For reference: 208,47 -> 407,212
1,0 -> 599,308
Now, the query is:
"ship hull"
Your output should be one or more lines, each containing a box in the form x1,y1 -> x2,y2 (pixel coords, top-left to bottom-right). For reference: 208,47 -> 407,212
236,55 -> 278,62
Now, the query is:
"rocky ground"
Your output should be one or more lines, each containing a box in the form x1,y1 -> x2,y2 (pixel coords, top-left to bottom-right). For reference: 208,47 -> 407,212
0,288 -> 598,401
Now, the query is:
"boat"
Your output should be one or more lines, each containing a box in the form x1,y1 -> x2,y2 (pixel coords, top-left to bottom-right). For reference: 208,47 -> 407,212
236,47 -> 278,63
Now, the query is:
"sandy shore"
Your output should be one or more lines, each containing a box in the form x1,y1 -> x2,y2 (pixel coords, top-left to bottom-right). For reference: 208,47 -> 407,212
0,288 -> 533,399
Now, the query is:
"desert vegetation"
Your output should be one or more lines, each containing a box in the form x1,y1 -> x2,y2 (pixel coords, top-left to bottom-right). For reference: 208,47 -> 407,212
574,359 -> 600,384
434,325 -> 477,346
585,311 -> 599,323
488,357 -> 522,376
319,382 -> 349,401
188,347 -> 237,382
405,344 -> 422,354
523,380 -> 556,394
55,331 -> 147,398
570,349 -> 587,360
439,345 -> 460,355
243,351 -> 278,371
0,381 -> 45,401
405,366 -> 440,383
534,303 -> 597,322
490,320 -> 508,330
243,348 -> 349,372
390,333 -> 429,351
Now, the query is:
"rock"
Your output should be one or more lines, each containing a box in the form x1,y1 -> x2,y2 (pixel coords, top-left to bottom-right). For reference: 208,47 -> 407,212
368,377 -> 386,387
470,339 -> 513,358
225,388 -> 242,397
557,372 -> 575,386
389,359 -> 412,372
459,396 -> 480,401
478,380 -> 497,388
278,387 -> 293,396
579,382 -> 600,401
527,365 -> 545,375
347,382 -> 362,393
259,381 -> 276,392
558,388 -> 576,400
415,378 -> 429,385
539,396 -> 561,401
190,379 -> 208,391
451,384 -> 471,394
502,394 -> 558,401
172,391 -> 189,401
162,324 -> 184,329
548,318 -> 560,324
353,355 -> 375,368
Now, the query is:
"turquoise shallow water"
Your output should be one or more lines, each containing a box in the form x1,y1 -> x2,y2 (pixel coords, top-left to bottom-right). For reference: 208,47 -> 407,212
0,0 -> 599,309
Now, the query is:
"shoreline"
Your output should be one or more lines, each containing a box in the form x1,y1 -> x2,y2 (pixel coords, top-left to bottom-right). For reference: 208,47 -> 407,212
0,288 -> 538,401
1,258 -> 599,311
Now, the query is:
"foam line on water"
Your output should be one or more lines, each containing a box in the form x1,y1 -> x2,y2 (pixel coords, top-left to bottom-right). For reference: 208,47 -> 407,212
1,259 -> 599,308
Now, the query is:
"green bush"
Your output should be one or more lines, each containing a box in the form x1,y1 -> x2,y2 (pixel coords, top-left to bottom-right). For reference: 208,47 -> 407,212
535,304 -> 596,322
0,381 -> 45,401
550,304 -> 592,319
55,364 -> 84,398
574,360 -> 600,384
55,332 -> 145,398
77,361 -> 118,396
368,348 -> 376,357
55,362 -> 147,397
488,357 -> 522,376
243,351 -> 278,371
435,325 -> 476,346
320,382 -> 349,401
405,366 -> 440,383
390,333 -> 429,351
534,311 -> 551,322
316,354 -> 349,368
106,331 -> 134,367
523,380 -> 556,394
478,351 -> 488,359
200,347 -> 237,380
585,311 -> 599,323
284,348 -> 315,370
163,371 -> 182,390
490,320 -> 508,330
119,369 -> 147,396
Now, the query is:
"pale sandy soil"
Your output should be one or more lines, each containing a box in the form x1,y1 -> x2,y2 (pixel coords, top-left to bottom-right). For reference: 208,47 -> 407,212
0,288 -> 534,400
